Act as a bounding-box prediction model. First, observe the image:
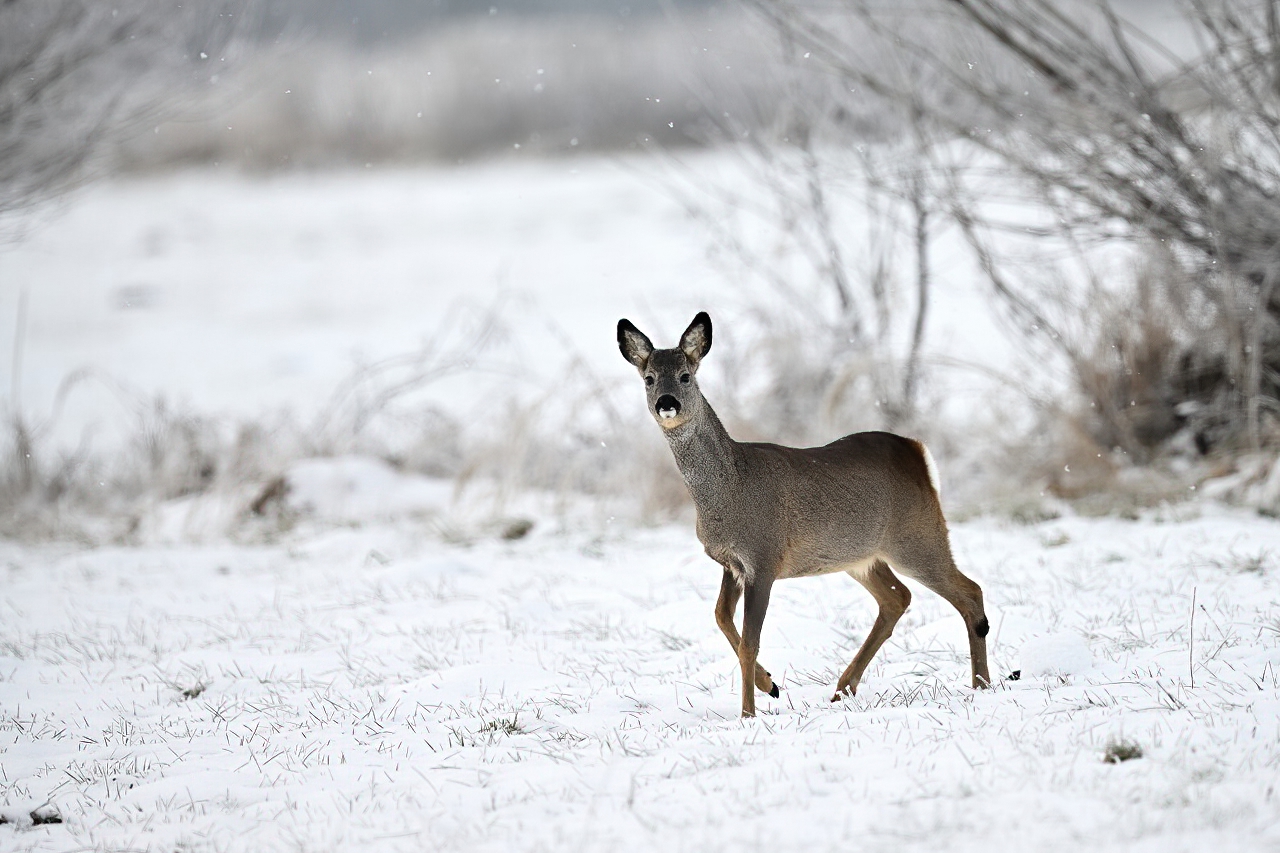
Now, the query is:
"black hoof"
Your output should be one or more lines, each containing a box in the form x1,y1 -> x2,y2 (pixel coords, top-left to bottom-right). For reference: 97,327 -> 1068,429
768,683 -> 780,699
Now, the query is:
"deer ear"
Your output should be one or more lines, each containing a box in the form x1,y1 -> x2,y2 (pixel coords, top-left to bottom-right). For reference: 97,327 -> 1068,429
617,319 -> 654,370
679,312 -> 712,366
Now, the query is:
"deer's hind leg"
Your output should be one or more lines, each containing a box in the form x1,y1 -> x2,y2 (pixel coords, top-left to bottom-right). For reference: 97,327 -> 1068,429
832,559 -> 911,701
714,567 -> 779,700
887,539 -> 991,690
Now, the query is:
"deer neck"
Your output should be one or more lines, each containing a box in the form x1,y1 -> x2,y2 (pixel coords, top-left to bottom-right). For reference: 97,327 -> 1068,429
663,393 -> 741,507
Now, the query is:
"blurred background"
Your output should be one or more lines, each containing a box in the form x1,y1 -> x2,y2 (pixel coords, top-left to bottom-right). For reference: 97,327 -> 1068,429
4,0 -> 1280,542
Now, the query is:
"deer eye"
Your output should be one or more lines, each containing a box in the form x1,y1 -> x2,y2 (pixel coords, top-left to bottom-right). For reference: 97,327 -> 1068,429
644,375 -> 655,387
680,373 -> 691,384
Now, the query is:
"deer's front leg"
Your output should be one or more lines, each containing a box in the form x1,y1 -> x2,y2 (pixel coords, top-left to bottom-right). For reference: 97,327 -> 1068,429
738,577 -> 775,718
714,568 -> 779,701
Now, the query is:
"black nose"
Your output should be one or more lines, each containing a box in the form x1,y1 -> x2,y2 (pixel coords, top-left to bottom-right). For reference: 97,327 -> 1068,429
655,395 -> 681,417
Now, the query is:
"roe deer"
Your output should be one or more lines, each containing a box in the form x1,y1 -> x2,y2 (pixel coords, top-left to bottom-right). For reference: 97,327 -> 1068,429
617,312 -> 991,717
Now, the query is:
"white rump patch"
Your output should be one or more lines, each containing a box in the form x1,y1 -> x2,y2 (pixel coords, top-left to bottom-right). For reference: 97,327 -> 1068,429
921,443 -> 941,497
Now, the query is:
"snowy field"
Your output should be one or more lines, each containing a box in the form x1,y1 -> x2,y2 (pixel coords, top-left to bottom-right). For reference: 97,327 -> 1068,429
3,157 -> 1280,851
2,471 -> 1280,851
0,154 -> 1009,451
0,158 -> 723,443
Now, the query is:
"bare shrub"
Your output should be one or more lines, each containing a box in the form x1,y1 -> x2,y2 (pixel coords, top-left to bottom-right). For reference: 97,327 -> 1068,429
301,307 -> 502,470
635,2 -> 1000,484
0,305 -> 508,541
663,131 -> 948,454
1,372 -> 275,541
0,0 -> 249,230
1065,245 -> 1234,462
1103,737 -> 1144,764
752,0 -> 1280,464
0,299 -> 697,541
451,353 -> 689,525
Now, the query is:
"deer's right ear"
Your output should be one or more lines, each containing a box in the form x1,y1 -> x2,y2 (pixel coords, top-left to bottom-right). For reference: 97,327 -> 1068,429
617,319 -> 654,370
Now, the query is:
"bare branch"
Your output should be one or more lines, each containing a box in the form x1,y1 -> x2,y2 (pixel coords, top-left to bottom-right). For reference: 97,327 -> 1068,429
0,0 -> 251,228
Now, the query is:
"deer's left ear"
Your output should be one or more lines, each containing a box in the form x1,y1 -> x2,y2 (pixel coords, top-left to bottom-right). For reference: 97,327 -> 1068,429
679,312 -> 712,367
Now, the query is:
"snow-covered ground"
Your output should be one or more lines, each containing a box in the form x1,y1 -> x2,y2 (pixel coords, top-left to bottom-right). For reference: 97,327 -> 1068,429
3,156 -> 1278,851
2,158 -> 721,443
0,153 -> 1011,451
2,459 -> 1280,851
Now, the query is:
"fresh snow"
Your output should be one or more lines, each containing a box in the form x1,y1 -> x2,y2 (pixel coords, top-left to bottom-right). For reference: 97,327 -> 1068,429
3,495 -> 1280,851
1019,632 -> 1094,677
1,155 -> 1278,851
0,154 -> 1011,451
284,456 -> 454,525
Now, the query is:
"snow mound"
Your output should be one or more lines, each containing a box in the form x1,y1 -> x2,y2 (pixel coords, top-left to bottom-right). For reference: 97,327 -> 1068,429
0,802 -> 60,828
1019,632 -> 1093,677
285,456 -> 453,523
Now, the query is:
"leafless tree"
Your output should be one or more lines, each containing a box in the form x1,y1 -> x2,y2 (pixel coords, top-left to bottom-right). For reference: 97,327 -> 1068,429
2,0 -> 251,521
748,0 -> 1280,458
659,20 -> 951,442
0,0 -> 247,227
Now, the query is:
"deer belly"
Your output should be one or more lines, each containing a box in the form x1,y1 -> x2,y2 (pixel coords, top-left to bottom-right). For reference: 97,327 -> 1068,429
779,551 -> 881,580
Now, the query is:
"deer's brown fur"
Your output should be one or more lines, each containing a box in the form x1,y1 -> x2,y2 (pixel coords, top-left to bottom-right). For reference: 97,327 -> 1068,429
618,312 -> 991,717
